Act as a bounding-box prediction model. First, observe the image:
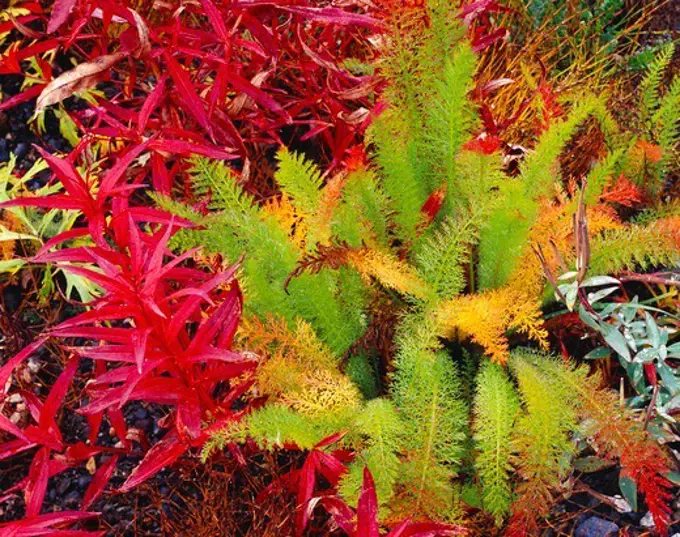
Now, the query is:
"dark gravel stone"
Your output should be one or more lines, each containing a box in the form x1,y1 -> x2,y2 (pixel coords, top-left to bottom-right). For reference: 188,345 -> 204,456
575,517 -> 620,537
13,142 -> 29,159
2,285 -> 21,313
0,139 -> 9,162
63,490 -> 81,509
57,478 -> 70,495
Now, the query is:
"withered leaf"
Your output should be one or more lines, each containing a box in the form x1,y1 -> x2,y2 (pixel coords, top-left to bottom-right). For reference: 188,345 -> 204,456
35,52 -> 125,115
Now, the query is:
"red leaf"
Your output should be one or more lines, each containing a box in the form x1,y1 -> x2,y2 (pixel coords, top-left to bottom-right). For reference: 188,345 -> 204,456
163,51 -> 213,138
296,453 -> 319,536
39,355 -> 78,436
148,138 -> 237,160
314,431 -> 347,449
356,467 -> 380,537
0,413 -> 31,443
81,455 -> 119,510
200,0 -> 229,42
25,447 -> 50,517
463,133 -> 502,155
0,84 -> 46,112
313,496 -> 355,535
396,523 -> 468,537
280,6 -> 383,29
47,0 -> 77,32
34,147 -> 91,203
119,433 -> 187,492
138,76 -> 166,133
471,27 -> 508,52
0,511 -> 101,536
0,338 -> 47,399
0,439 -> 38,462
98,138 -> 152,202
420,186 -> 447,227
218,67 -> 291,122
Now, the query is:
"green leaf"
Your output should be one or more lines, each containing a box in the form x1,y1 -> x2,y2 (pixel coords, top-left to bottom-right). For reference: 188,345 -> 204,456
663,471 -> 680,486
584,347 -> 611,360
581,276 -> 620,287
574,456 -> 616,473
619,475 -> 638,511
0,259 -> 25,273
634,347 -> 658,364
587,286 -> 618,304
603,327 -> 632,362
644,312 -> 660,348
656,363 -> 680,396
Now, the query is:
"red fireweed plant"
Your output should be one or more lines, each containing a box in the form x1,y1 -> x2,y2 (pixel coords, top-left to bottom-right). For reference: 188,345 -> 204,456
0,0 -> 383,182
0,142 -> 257,533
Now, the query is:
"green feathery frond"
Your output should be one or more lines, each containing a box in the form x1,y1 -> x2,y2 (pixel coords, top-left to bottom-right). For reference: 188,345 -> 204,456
520,95 -> 606,196
415,213 -> 475,299
654,75 -> 680,173
333,169 -> 391,249
150,192 -> 203,223
368,111 -> 428,244
189,157 -> 257,215
508,351 -> 578,529
583,148 -> 626,205
422,43 -> 477,194
477,181 -> 538,290
345,352 -> 381,400
201,405 -> 325,461
391,312 -> 467,519
473,361 -> 520,525
340,398 -> 403,507
452,150 -> 505,213
275,147 -> 324,215
639,41 -> 675,126
589,220 -> 679,275
478,95 -> 606,290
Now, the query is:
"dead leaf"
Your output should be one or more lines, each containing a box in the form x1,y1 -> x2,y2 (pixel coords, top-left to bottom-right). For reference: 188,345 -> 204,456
86,456 -> 97,475
128,9 -> 151,59
35,52 -> 125,115
9,14 -> 42,39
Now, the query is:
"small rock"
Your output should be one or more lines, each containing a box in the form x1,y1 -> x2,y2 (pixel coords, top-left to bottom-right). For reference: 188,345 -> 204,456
13,142 -> 28,159
0,139 -> 9,162
57,478 -> 70,495
77,475 -> 91,489
575,516 -> 619,537
64,490 -> 80,508
134,407 -> 148,420
641,511 -> 655,529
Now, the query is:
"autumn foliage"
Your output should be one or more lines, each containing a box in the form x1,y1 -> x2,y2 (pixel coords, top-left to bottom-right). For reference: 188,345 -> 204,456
1,0 -> 679,536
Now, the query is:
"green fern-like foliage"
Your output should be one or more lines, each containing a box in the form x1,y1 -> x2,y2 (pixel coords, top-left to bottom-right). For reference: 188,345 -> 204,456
165,156 -> 367,356
201,405 -> 325,461
639,41 -> 675,127
654,75 -> 680,175
339,398 -> 402,508
164,1 -> 680,528
415,213 -> 475,299
275,147 -> 324,217
391,312 -> 467,520
507,351 -> 578,532
473,361 -> 520,525
421,44 -> 477,194
589,220 -> 679,275
478,95 -> 609,290
368,112 -> 428,244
